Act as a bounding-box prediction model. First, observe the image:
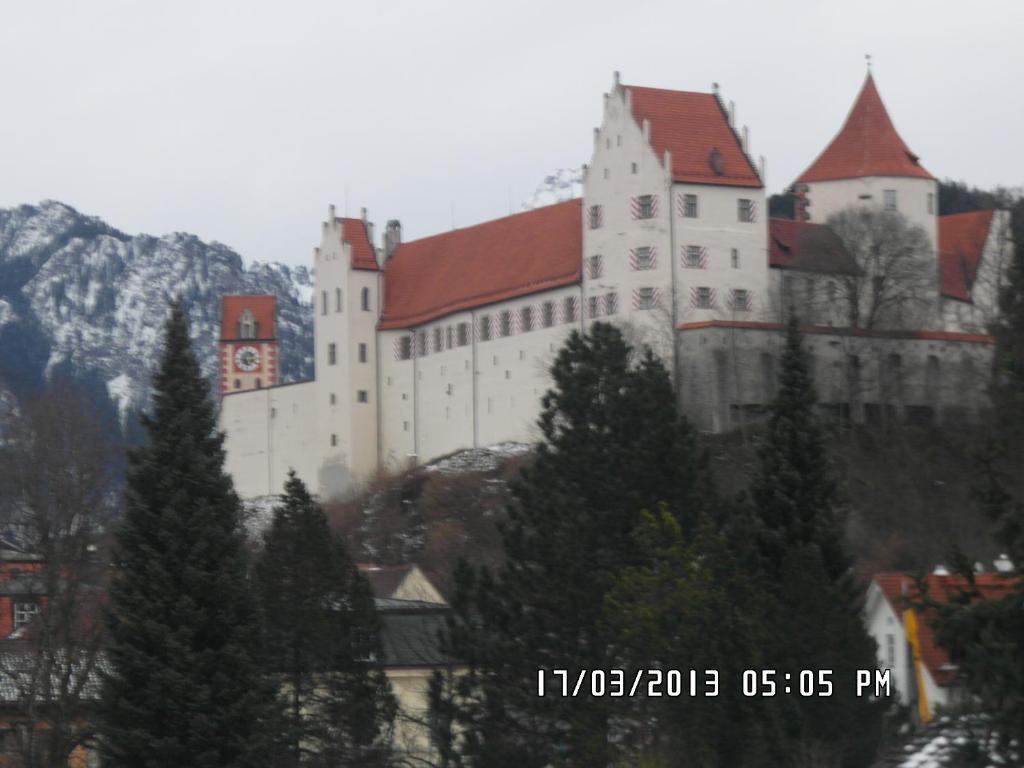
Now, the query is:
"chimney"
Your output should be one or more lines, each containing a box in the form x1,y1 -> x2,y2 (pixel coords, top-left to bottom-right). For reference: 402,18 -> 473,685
613,70 -> 620,89
328,204 -> 336,221
384,219 -> 402,260
742,125 -> 749,153
366,219 -> 375,250
728,100 -> 735,127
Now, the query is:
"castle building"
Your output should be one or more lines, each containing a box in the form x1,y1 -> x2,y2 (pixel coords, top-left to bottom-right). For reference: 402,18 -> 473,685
220,72 -> 1011,500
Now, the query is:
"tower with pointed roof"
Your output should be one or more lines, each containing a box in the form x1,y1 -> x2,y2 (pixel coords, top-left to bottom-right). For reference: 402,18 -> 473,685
219,295 -> 278,395
793,73 -> 939,248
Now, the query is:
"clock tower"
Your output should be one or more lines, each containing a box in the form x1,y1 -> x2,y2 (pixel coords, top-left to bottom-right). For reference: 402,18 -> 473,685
219,295 -> 279,395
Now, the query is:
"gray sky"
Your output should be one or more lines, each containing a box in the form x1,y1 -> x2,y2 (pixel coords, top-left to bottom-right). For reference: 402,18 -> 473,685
3,0 -> 1022,268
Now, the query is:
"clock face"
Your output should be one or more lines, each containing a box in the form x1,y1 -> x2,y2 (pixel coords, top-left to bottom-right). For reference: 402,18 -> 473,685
234,345 -> 261,372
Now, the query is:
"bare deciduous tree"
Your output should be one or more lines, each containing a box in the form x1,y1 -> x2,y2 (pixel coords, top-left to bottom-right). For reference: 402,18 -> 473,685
826,206 -> 934,330
0,382 -> 117,768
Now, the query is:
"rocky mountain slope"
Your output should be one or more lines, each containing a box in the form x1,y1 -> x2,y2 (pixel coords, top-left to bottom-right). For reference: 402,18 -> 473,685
0,201 -> 314,420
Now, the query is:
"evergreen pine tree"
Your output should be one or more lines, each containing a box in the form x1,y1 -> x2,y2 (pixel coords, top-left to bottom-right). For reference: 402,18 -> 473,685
99,302 -> 274,767
254,471 -> 396,767
442,323 -> 699,767
750,313 -> 882,767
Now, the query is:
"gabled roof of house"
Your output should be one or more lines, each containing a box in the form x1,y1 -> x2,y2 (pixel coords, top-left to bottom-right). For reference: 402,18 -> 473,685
938,210 -> 996,302
361,565 -> 414,600
625,85 -> 762,188
379,199 -> 582,330
873,571 -> 1018,686
796,74 -> 934,184
768,218 -> 858,274
339,218 -> 379,271
220,295 -> 276,340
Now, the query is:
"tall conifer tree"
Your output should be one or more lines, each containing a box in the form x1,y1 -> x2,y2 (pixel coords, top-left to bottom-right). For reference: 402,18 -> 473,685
441,323 -> 698,767
99,302 -> 273,767
254,471 -> 396,767
751,314 -> 881,767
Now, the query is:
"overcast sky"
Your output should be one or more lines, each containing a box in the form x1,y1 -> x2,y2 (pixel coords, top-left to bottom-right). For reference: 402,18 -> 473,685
2,0 -> 1022,268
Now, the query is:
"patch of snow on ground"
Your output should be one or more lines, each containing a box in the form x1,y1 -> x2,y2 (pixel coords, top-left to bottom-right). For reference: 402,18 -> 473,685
426,442 -> 533,474
893,716 -> 1018,767
241,495 -> 279,541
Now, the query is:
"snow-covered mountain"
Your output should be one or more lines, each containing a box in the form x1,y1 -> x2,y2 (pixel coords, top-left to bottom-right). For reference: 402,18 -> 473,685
0,201 -> 314,420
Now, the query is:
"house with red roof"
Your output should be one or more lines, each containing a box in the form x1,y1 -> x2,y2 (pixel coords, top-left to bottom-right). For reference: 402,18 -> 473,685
865,567 -> 1018,720
219,71 -> 1010,499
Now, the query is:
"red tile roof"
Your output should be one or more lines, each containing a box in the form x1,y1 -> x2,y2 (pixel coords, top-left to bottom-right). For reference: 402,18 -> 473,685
220,295 -> 276,340
796,74 -> 934,184
874,571 -> 1018,685
938,210 -> 995,302
768,218 -> 857,273
625,85 -> 762,188
379,199 -> 582,330
339,218 -> 378,271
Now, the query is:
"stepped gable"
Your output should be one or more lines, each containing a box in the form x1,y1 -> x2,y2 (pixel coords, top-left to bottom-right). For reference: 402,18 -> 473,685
339,217 -> 378,271
379,199 -> 582,330
625,84 -> 761,187
220,295 -> 276,340
796,74 -> 934,183
939,210 -> 995,301
875,571 -> 1017,685
768,218 -> 857,274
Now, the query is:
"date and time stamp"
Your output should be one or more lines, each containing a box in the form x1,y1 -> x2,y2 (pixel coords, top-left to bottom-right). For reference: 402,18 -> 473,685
537,668 -> 892,699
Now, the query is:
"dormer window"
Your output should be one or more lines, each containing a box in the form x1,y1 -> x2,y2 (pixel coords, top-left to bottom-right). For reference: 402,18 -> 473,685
237,309 -> 259,339
709,148 -> 724,175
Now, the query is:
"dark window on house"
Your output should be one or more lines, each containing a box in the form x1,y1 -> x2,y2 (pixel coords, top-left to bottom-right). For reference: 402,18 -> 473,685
605,292 -> 618,314
446,326 -> 454,349
357,390 -> 369,403
335,288 -> 343,312
255,378 -> 262,389
694,287 -> 713,308
416,331 -> 427,357
330,434 -> 337,447
634,247 -> 654,270
328,343 -> 337,365
521,306 -> 533,332
479,315 -> 492,342
732,288 -> 751,311
361,287 -> 371,311
359,343 -> 368,363
238,309 -> 258,339
433,327 -> 443,353
234,379 -> 241,389
683,194 -> 698,218
588,254 -> 603,279
321,290 -> 328,315
13,602 -> 39,629
738,198 -> 755,222
588,204 -> 603,229
499,311 -> 513,337
636,287 -> 657,309
542,301 -> 555,327
398,336 -> 412,360
685,245 -> 703,268
457,322 -> 469,346
636,194 -> 655,219
588,296 -> 599,318
563,296 -> 578,322
731,248 -> 739,269
884,190 -> 897,211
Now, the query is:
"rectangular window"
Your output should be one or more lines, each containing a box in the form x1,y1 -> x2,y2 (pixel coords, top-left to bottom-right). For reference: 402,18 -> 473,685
457,322 -> 469,346
633,246 -> 654,270
542,301 -> 555,328
731,248 -> 739,269
694,286 -> 714,308
520,306 -> 534,332
416,330 -> 427,357
329,393 -> 336,405
564,296 -> 578,322
927,192 -> 935,214
635,194 -> 656,219
731,288 -> 751,311
683,193 -> 698,218
479,315 -> 492,342
499,310 -> 513,337
631,162 -> 638,174
445,326 -> 453,349
358,343 -> 367,363
357,390 -> 369,403
685,245 -> 705,268
321,290 -> 328,315
327,343 -> 337,365
330,434 -> 337,447
738,198 -> 756,222
588,296 -> 600,318
884,189 -> 897,211
398,336 -> 412,360
588,254 -> 603,279
13,602 -> 39,629
635,287 -> 657,310
605,292 -> 618,315
588,204 -> 603,229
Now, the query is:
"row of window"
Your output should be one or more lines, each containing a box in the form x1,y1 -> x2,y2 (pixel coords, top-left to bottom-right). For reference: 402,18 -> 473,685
587,246 -> 742,276
326,342 -> 369,365
879,189 -> 935,215
628,286 -> 751,311
320,287 -> 372,315
587,195 -> 758,228
395,296 -> 585,360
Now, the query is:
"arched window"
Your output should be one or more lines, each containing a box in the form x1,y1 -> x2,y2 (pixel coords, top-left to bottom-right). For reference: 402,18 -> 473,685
335,287 -> 343,313
361,287 -> 371,311
237,308 -> 257,339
